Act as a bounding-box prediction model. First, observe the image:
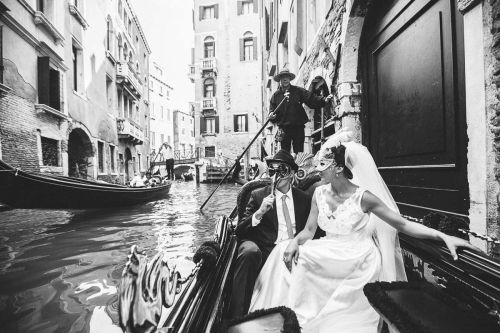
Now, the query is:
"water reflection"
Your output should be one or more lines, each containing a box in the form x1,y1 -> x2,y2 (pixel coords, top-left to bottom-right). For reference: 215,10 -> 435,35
0,182 -> 239,333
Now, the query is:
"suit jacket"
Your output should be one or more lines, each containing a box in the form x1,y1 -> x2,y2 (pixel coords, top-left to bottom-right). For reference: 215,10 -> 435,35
235,186 -> 312,251
269,85 -> 327,127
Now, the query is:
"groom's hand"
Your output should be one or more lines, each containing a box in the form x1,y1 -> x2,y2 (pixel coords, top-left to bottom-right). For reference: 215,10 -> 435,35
255,194 -> 275,219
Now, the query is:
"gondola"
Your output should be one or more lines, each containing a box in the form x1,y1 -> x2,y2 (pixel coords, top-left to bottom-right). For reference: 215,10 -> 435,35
118,154 -> 500,333
0,159 -> 171,209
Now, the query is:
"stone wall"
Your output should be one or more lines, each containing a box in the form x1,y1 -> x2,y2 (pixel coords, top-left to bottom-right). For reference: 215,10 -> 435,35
485,0 -> 500,245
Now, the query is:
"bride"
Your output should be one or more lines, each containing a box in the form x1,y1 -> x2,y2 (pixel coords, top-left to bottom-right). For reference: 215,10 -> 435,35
248,131 -> 478,333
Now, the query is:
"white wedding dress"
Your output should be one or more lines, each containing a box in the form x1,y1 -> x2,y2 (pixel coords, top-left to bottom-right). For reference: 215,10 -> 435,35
249,184 -> 382,333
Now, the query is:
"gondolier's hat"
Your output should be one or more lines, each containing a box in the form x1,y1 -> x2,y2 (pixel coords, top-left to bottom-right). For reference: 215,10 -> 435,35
273,69 -> 296,82
266,149 -> 298,171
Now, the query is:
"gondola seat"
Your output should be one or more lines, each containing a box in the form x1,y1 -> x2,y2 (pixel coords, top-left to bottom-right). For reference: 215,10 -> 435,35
363,281 -> 499,333
221,306 -> 301,333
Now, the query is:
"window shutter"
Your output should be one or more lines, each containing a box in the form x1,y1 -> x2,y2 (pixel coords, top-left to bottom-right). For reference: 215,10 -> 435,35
214,4 -> 219,18
253,37 -> 258,60
237,1 -> 242,15
233,115 -> 238,132
200,117 -> 206,134
49,69 -> 61,110
215,116 -> 219,133
239,38 -> 244,61
253,0 -> 258,13
199,6 -> 203,20
245,115 -> 248,132
265,10 -> 270,50
37,57 -> 50,106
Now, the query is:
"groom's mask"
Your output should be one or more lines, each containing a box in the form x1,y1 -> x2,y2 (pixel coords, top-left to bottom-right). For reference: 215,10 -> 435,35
267,162 -> 292,178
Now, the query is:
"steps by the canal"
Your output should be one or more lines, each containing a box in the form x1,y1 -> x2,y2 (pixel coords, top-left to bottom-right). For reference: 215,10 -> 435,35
201,166 -> 233,183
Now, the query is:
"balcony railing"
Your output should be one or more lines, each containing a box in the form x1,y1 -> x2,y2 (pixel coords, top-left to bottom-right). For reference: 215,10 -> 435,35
202,58 -> 217,73
117,61 -> 142,99
117,117 -> 144,145
202,97 -> 217,111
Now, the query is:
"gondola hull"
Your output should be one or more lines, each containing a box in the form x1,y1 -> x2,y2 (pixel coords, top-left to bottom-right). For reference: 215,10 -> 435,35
0,160 -> 171,209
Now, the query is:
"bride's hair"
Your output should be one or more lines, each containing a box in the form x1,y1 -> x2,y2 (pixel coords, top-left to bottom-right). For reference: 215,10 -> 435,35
325,145 -> 353,179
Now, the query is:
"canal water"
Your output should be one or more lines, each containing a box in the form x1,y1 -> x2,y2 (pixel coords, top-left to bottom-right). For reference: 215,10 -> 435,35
0,182 -> 240,333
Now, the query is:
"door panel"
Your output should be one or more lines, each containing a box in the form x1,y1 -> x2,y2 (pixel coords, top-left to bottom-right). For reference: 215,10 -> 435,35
363,0 -> 468,216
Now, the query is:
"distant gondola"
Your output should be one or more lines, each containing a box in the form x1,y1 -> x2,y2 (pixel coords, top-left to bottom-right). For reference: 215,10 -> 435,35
0,159 -> 171,209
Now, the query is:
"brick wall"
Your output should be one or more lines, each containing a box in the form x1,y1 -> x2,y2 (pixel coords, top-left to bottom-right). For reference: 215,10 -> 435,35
0,92 -> 40,172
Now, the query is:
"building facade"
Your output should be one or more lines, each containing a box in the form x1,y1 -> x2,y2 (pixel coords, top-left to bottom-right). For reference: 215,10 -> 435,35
261,0 -> 499,254
149,61 -> 174,160
173,109 -> 195,156
190,0 -> 262,165
0,0 -> 151,183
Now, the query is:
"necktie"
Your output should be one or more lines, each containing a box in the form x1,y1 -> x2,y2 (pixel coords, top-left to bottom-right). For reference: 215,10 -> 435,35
281,194 -> 294,239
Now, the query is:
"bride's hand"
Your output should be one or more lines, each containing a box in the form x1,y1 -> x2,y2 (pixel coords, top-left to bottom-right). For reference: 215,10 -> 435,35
441,234 -> 481,260
283,239 -> 299,272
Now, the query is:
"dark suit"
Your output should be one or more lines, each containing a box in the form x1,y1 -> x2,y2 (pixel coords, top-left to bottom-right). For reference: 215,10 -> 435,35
229,185 -> 311,318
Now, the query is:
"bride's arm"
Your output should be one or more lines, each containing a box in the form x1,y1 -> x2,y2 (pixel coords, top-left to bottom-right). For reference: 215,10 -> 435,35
294,190 -> 319,245
361,191 -> 480,260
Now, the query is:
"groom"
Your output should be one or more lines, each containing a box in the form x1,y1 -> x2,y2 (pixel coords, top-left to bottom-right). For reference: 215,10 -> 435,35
229,150 -> 312,318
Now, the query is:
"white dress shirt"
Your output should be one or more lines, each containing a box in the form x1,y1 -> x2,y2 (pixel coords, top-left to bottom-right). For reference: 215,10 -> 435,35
252,187 -> 296,244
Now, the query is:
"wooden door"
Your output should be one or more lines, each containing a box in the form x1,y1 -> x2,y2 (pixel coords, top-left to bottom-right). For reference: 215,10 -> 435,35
362,0 -> 468,217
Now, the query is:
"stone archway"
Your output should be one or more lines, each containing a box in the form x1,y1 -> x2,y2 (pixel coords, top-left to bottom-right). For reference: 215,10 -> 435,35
68,128 -> 94,178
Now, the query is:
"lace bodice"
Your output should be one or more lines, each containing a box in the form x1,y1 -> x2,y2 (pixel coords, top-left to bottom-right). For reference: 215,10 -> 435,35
316,185 -> 370,237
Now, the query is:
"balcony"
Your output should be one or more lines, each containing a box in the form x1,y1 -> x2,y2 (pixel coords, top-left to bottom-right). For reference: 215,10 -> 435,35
202,97 -> 217,115
117,118 -> 144,145
188,64 -> 196,83
201,58 -> 217,74
116,61 -> 142,99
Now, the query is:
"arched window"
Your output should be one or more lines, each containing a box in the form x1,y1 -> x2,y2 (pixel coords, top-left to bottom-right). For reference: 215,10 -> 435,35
106,16 -> 113,53
128,51 -> 133,64
204,78 -> 215,97
204,36 -> 215,58
242,31 -> 255,61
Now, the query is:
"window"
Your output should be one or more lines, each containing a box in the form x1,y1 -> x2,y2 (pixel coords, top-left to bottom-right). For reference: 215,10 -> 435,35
167,135 -> 171,144
106,17 -> 113,52
72,43 -> 83,92
200,116 -> 219,134
160,134 -> 164,145
97,141 -> 105,173
161,106 -> 164,120
204,78 -> 214,97
138,153 -> 142,171
200,5 -> 218,20
204,36 -> 215,58
205,146 -> 215,157
238,0 -> 258,15
41,137 -> 59,166
234,114 -> 248,132
106,76 -> 113,108
118,0 -> 122,16
151,131 -> 155,147
132,156 -> 136,173
167,109 -> 171,120
159,85 -> 163,95
182,128 -> 185,134
119,153 -> 124,173
206,118 -> 215,133
240,32 -> 256,61
110,145 -> 116,173
37,0 -> 44,12
37,57 -> 61,110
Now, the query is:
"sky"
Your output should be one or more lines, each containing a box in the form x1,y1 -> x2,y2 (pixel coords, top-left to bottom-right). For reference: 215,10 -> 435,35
131,0 -> 194,111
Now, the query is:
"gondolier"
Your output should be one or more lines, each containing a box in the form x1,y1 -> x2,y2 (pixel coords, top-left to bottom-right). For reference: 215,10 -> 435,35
269,69 -> 333,153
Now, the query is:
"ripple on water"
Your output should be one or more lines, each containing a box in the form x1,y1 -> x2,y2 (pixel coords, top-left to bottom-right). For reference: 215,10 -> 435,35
0,181 -> 239,333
